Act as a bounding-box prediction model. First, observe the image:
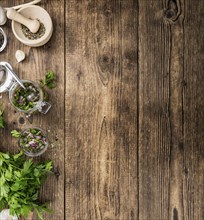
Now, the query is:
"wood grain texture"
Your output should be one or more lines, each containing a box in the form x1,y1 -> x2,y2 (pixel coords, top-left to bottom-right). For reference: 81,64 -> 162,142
183,0 -> 204,219
138,0 -> 172,219
139,0 -> 204,220
0,1 -> 65,220
0,0 -> 203,220
65,0 -> 138,219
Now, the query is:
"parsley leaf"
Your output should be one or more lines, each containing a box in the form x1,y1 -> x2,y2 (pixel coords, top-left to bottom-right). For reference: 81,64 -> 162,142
0,105 -> 6,128
11,130 -> 21,138
40,71 -> 56,89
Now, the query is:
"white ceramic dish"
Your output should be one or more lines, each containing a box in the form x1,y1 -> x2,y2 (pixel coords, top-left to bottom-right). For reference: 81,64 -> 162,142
11,5 -> 53,47
0,209 -> 18,220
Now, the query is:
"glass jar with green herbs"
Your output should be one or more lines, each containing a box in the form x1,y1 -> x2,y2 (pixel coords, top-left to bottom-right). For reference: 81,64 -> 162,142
19,128 -> 48,157
9,80 -> 51,115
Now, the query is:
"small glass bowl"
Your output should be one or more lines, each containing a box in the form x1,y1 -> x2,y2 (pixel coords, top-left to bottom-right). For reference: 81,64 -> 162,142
19,127 -> 48,157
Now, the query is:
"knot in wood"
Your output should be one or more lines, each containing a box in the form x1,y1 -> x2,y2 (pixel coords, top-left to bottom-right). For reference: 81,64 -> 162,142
98,54 -> 114,72
103,3 -> 113,17
19,116 -> 25,124
97,54 -> 112,86
104,9 -> 112,17
101,55 -> 111,63
164,0 -> 181,22
52,167 -> 60,178
164,9 -> 176,19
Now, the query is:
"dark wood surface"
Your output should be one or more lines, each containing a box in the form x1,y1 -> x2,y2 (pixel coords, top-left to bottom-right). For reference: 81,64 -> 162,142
0,0 -> 203,219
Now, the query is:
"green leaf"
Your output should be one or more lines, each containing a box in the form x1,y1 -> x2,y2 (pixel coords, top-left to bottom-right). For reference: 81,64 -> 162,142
21,205 -> 31,217
23,159 -> 33,173
13,151 -> 23,161
31,192 -> 38,201
5,170 -> 12,180
45,161 -> 53,171
0,175 -> 6,186
0,185 -> 9,197
0,199 -> 6,210
1,152 -> 10,159
14,171 -> 21,178
9,207 -> 16,216
0,106 -> 6,128
34,168 -> 40,177
41,205 -> 53,214
40,71 -> 56,89
11,130 -> 21,138
35,207 -> 44,220
11,182 -> 20,191
35,204 -> 53,220
0,116 -> 5,128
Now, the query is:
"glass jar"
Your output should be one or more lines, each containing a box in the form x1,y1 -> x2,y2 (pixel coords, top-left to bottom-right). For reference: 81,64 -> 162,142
9,79 -> 51,115
0,28 -> 7,52
19,127 -> 48,157
0,61 -> 51,115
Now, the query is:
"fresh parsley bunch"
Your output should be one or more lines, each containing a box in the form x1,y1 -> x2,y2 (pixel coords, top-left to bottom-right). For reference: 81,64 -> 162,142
0,151 -> 53,220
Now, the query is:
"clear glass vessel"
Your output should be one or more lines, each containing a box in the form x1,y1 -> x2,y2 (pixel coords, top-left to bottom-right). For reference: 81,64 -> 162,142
0,28 -> 7,52
9,80 -> 51,115
19,127 -> 48,157
0,62 -> 51,115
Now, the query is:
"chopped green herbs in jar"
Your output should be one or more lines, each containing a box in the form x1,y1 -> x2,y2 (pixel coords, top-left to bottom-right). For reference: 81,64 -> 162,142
12,82 -> 40,111
19,128 -> 48,156
0,32 -> 4,47
21,21 -> 46,40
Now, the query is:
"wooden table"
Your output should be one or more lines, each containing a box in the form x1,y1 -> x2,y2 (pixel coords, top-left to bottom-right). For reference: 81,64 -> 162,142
0,0 -> 203,219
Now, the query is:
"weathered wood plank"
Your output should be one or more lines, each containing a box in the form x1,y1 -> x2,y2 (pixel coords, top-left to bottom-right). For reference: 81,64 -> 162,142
139,0 -> 204,220
138,0 -> 185,219
165,0 -> 185,218
65,0 -> 138,219
183,0 -> 204,219
0,1 -> 65,220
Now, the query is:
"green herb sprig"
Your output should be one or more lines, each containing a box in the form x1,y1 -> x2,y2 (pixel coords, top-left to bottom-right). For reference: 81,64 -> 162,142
0,151 -> 53,220
11,130 -> 21,138
0,105 -> 6,128
40,71 -> 56,89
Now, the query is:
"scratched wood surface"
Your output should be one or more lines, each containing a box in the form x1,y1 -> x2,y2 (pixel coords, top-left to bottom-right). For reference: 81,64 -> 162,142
139,0 -> 204,220
0,0 -> 203,220
65,0 -> 138,219
0,1 -> 65,220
